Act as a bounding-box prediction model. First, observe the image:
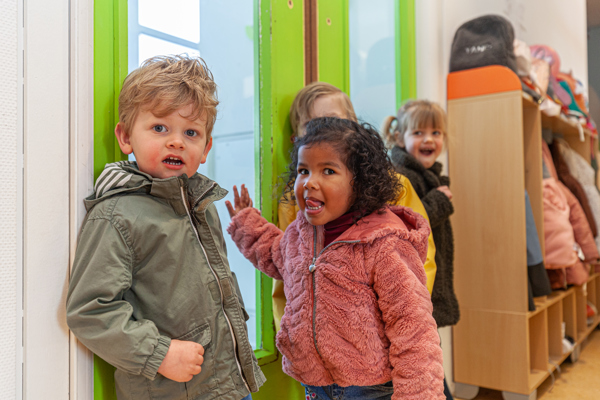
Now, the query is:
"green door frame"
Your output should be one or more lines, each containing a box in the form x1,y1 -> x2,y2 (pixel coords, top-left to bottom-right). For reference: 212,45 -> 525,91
396,0 -> 417,107
93,0 -> 128,398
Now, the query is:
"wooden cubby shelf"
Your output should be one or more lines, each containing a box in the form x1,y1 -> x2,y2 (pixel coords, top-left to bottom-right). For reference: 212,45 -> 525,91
448,66 -> 600,400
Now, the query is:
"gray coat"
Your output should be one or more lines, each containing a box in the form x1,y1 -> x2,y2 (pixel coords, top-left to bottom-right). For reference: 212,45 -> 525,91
66,161 -> 265,400
391,147 -> 460,327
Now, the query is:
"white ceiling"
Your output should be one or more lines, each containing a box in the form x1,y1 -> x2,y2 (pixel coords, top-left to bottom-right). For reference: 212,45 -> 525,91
589,0 -> 600,27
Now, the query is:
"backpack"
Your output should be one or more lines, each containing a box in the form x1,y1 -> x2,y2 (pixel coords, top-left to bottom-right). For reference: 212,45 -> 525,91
449,14 -> 517,73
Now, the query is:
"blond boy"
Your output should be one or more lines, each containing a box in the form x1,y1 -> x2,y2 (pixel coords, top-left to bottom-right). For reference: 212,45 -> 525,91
67,55 -> 264,400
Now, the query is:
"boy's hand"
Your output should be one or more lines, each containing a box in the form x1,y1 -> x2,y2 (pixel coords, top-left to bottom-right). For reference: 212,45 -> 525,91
437,185 -> 453,200
157,339 -> 204,382
226,184 -> 253,218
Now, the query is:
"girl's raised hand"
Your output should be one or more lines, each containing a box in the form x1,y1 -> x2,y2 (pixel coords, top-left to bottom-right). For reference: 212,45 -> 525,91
226,184 -> 254,219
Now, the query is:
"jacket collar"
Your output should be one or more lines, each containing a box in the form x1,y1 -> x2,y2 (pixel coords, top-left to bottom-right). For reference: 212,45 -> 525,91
84,161 -> 226,212
294,205 -> 430,263
390,145 -> 443,177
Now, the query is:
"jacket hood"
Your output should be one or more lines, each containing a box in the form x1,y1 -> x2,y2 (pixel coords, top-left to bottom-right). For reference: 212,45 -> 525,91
296,205 -> 431,264
85,161 -> 226,211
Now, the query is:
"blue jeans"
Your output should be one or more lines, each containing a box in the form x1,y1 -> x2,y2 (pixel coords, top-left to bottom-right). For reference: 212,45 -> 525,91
302,381 -> 393,400
240,395 -> 252,400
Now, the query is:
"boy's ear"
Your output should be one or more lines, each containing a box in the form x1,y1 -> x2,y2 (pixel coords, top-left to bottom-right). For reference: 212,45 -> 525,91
115,123 -> 134,155
200,136 -> 213,164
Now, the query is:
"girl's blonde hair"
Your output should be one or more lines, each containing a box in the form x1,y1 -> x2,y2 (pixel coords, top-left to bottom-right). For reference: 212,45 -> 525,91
381,100 -> 447,149
289,82 -> 357,136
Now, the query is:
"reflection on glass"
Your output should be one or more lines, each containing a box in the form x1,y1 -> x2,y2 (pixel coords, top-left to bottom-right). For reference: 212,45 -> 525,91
138,0 -> 200,42
349,0 -> 396,130
129,0 -> 258,348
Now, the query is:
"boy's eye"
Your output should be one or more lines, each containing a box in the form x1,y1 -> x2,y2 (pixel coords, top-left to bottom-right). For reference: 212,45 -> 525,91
298,168 -> 308,175
324,168 -> 335,175
153,125 -> 166,133
184,129 -> 198,137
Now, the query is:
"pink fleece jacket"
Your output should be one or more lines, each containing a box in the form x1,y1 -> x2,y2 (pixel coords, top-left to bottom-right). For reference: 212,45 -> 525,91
228,206 -> 444,399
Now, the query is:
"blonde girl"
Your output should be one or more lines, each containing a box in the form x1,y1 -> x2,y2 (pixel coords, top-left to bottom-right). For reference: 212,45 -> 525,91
383,99 -> 459,400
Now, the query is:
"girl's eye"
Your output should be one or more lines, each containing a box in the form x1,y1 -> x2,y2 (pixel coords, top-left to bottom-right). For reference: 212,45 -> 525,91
153,125 -> 166,133
324,168 -> 335,175
298,168 -> 308,175
432,130 -> 442,136
413,130 -> 422,136
184,129 -> 198,137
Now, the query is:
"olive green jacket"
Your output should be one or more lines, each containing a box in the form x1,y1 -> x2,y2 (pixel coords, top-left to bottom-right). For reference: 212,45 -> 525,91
66,161 -> 265,400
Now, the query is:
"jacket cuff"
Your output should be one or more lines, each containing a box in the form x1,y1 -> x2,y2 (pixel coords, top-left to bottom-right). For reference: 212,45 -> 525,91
228,207 -> 260,233
423,189 -> 454,224
141,335 -> 171,380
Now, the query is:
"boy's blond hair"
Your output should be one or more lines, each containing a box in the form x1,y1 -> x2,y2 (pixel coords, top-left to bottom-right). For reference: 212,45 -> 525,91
118,55 -> 219,138
381,99 -> 447,149
289,81 -> 357,135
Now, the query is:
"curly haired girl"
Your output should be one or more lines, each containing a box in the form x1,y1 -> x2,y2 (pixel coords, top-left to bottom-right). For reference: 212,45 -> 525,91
226,117 -> 444,400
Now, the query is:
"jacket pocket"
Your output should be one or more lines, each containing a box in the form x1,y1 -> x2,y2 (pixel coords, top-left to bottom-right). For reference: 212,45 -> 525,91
121,324 -> 216,400
180,324 -> 218,398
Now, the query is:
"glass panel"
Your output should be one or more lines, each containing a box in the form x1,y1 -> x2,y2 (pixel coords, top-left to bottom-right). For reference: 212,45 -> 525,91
138,34 -> 200,66
129,0 -> 258,348
138,0 -> 200,42
349,0 -> 396,130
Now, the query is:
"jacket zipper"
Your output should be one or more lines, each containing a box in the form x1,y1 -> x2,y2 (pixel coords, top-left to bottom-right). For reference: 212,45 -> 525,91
308,225 -> 359,364
179,184 -> 250,392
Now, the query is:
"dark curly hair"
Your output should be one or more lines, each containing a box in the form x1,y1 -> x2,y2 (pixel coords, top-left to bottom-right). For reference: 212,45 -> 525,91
283,117 -> 403,220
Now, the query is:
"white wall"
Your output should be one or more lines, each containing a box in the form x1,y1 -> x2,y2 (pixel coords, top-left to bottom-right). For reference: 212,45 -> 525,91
415,0 -> 589,394
0,0 -> 19,398
418,0 -> 589,105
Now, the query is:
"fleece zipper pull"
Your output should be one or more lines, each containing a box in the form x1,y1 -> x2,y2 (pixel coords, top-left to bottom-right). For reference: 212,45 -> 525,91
309,257 -> 317,273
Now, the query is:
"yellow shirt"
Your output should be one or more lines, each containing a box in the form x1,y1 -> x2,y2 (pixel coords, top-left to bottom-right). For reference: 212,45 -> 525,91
272,174 -> 437,331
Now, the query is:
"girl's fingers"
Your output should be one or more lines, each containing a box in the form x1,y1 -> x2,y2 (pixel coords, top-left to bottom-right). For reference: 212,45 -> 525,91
232,185 -> 242,208
240,184 -> 250,207
244,185 -> 250,205
231,184 -> 253,211
225,201 -> 236,218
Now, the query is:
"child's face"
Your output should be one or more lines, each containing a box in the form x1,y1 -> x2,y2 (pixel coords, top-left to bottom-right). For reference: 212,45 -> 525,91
401,126 -> 444,169
294,142 -> 354,226
299,94 -> 349,137
115,104 -> 212,179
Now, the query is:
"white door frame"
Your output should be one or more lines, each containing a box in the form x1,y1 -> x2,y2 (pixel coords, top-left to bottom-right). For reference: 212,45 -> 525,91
68,0 -> 95,398
23,0 -> 94,398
